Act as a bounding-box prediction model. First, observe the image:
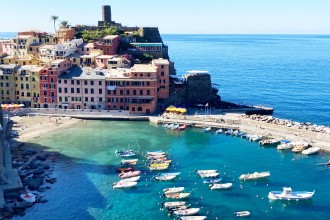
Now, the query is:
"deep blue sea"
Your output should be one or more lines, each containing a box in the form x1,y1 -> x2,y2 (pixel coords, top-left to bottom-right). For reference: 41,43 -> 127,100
3,34 -> 329,220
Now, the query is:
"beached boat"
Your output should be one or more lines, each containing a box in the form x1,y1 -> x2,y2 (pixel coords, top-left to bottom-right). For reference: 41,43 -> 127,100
116,166 -> 135,173
119,170 -> 141,179
302,147 -> 320,155
163,201 -> 186,208
235,131 -> 245,137
259,139 -> 280,146
268,187 -> 315,200
178,124 -> 187,131
20,193 -> 36,203
171,124 -> 180,130
179,216 -> 207,220
172,208 -> 200,216
215,128 -> 223,134
199,172 -> 219,178
292,145 -> 308,153
118,176 -> 141,182
113,181 -> 137,189
196,169 -> 217,174
234,211 -> 251,217
154,174 -> 176,181
225,129 -> 233,135
163,187 -> 185,194
165,192 -> 191,199
121,159 -> 138,165
210,183 -> 233,190
115,150 -> 135,157
277,142 -> 294,150
203,177 -> 222,184
202,127 -> 211,132
249,134 -> 262,142
239,171 -> 270,181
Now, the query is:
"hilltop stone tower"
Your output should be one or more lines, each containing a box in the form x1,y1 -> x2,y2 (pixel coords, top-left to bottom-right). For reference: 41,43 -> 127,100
98,5 -> 112,26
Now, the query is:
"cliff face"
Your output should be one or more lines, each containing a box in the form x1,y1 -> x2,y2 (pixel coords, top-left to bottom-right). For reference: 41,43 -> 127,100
185,73 -> 214,104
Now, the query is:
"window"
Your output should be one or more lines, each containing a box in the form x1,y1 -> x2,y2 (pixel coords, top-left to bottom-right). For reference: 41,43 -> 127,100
99,89 -> 102,94
59,97 -> 62,102
71,97 -> 74,101
147,90 -> 150,95
64,80 -> 67,84
161,71 -> 164,76
43,91 -> 47,95
91,88 -> 94,94
138,107 -> 142,111
59,88 -> 62,93
99,81 -> 102,86
77,80 -> 80,85
71,88 -> 74,93
139,90 -> 143,95
84,88 -> 88,94
133,90 -> 136,95
132,107 -> 135,112
161,65 -> 164,69
90,81 -> 94,86
71,80 -> 74,85
85,97 -> 88,101
120,90 -> 123,95
50,78 -> 54,83
147,82 -> 150,86
126,90 -> 130,95
99,97 -> 102,102
32,77 -> 35,81
84,81 -> 87,85
77,88 -> 80,93
91,97 -> 94,102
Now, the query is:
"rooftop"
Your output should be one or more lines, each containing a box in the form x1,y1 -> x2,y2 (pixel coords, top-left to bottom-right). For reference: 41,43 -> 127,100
131,64 -> 157,73
96,55 -> 115,59
51,59 -> 66,65
40,45 -> 55,50
104,35 -> 119,40
0,64 -> 17,69
17,35 -> 33,39
152,58 -> 170,65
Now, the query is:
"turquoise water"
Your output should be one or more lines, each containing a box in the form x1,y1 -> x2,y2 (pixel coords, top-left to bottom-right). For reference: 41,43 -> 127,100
17,121 -> 330,220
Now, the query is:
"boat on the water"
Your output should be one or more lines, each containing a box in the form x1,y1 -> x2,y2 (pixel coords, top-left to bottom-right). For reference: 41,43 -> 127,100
20,193 -> 36,203
119,170 -> 141,179
302,147 -> 320,155
165,192 -> 191,199
115,150 -> 135,157
172,207 -> 200,216
202,127 -> 211,132
292,144 -> 309,153
268,187 -> 315,200
225,129 -> 233,135
116,166 -> 135,173
179,216 -> 207,220
149,162 -> 170,167
162,201 -> 186,208
113,181 -> 137,189
163,187 -> 185,194
118,176 -> 141,182
259,139 -> 280,146
158,172 -> 180,177
178,124 -> 187,131
121,159 -> 138,165
249,134 -> 262,142
203,177 -> 222,184
149,165 -> 169,171
215,128 -> 223,134
239,171 -> 270,181
166,204 -> 191,211
196,169 -> 217,174
150,159 -> 172,164
147,151 -> 165,156
154,174 -> 176,181
234,211 -> 251,217
210,183 -> 233,190
199,172 -> 219,178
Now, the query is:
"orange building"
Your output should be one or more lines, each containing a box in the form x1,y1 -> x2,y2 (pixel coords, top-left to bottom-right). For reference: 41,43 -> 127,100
55,28 -> 75,43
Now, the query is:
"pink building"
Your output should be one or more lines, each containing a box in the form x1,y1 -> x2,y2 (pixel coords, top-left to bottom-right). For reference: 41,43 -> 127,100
95,35 -> 120,55
77,43 -> 95,55
95,55 -> 114,68
0,40 -> 15,57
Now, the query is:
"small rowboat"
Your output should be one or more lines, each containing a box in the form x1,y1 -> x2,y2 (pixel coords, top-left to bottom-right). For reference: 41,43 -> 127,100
203,177 -> 222,184
210,183 -> 233,190
116,166 -> 135,173
119,170 -> 141,179
20,193 -> 36,203
121,159 -> 138,165
172,207 -> 200,216
163,187 -> 185,194
115,150 -> 135,157
118,176 -> 141,182
196,169 -> 217,174
234,211 -> 251,217
162,201 -> 186,208
165,192 -> 190,199
113,181 -> 137,189
179,216 -> 207,220
199,172 -> 219,178
154,174 -> 176,181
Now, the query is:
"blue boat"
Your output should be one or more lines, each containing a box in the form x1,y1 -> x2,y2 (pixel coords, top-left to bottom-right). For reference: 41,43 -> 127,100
202,178 -> 222,184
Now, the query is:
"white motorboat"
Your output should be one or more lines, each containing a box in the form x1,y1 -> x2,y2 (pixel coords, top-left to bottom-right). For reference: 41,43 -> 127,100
149,165 -> 169,171
249,134 -> 262,142
210,183 -> 233,190
234,211 -> 251,217
202,127 -> 211,132
147,151 -> 166,156
121,159 -> 138,165
302,147 -> 320,155
215,129 -> 223,134
162,201 -> 186,208
165,192 -> 191,199
173,208 -> 200,216
154,174 -> 176,181
158,172 -> 181,177
118,176 -> 141,182
20,193 -> 36,203
113,181 -> 137,189
199,172 -> 219,178
163,187 -> 185,194
268,187 -> 315,200
179,216 -> 207,220
196,169 -> 217,174
239,171 -> 270,181
259,139 -> 280,146
277,142 -> 294,150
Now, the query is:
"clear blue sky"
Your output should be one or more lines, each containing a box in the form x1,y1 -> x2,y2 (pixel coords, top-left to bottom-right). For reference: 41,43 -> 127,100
1,0 -> 330,34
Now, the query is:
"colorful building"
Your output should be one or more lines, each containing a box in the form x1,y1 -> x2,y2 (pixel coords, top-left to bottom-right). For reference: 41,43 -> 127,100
15,65 -> 39,106
55,28 -> 75,43
0,64 -> 19,103
95,35 -> 120,55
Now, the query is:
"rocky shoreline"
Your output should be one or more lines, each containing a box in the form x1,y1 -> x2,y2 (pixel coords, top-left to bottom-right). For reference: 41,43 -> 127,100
0,133 -> 59,219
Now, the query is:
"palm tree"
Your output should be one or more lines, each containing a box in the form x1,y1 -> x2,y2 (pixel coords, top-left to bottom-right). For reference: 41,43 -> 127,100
50,15 -> 59,33
60,20 -> 70,28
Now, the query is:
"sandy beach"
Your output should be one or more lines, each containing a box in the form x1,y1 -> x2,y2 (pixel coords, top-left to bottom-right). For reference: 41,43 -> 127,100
10,115 -> 82,142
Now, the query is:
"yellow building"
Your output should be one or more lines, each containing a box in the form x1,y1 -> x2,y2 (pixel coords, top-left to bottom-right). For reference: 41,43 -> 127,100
0,64 -> 19,102
15,65 -> 39,106
30,66 -> 43,108
0,55 -> 40,66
